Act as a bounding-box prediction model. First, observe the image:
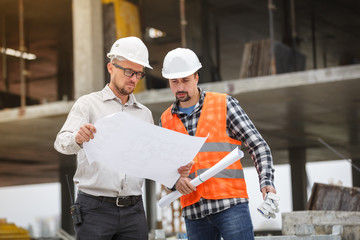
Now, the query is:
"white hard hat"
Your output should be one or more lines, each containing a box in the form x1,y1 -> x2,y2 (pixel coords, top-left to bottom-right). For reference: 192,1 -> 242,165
107,36 -> 152,69
162,48 -> 202,79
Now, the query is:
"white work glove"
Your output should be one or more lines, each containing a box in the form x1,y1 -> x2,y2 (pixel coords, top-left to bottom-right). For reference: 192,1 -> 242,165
257,192 -> 280,219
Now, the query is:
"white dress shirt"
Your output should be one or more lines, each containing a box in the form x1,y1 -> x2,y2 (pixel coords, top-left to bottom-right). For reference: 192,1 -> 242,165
54,84 -> 154,197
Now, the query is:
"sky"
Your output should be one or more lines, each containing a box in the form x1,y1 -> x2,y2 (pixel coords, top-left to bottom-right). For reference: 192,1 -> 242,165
0,160 -> 353,238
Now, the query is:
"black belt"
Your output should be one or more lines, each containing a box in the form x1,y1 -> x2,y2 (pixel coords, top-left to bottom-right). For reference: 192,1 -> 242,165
79,191 -> 142,207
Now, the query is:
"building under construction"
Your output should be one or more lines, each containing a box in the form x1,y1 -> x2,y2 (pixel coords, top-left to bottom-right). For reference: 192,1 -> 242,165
0,0 -> 359,239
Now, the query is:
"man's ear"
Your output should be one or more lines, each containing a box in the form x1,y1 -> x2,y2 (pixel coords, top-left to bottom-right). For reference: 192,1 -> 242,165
195,72 -> 199,84
107,62 -> 113,74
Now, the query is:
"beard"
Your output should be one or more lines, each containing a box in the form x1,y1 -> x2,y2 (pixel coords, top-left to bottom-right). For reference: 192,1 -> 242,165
115,82 -> 135,96
118,87 -> 133,96
176,91 -> 191,102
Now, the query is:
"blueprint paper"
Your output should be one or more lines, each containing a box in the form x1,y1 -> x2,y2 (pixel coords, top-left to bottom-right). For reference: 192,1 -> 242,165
83,112 -> 207,188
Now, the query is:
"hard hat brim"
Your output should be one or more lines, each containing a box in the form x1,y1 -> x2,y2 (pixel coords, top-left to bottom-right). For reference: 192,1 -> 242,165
127,57 -> 153,69
107,54 -> 153,69
162,66 -> 201,79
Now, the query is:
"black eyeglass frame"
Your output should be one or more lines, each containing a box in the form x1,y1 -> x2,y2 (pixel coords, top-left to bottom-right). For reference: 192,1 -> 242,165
112,63 -> 146,79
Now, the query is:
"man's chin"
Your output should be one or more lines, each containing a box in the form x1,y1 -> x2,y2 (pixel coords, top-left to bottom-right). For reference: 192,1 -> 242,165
119,88 -> 134,96
176,97 -> 191,102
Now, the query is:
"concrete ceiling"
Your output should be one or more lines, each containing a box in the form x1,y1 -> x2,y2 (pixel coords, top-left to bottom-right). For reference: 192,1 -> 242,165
0,0 -> 360,187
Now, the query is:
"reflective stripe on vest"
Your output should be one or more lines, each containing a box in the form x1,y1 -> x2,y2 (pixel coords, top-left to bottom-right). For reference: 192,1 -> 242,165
189,168 -> 244,180
199,142 -> 241,152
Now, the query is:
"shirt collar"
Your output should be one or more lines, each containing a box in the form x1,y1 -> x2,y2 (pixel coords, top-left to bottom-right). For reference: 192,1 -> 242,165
101,84 -> 142,108
171,88 -> 205,114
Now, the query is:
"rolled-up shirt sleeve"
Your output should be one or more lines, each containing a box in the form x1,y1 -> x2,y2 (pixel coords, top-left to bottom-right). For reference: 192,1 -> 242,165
54,98 -> 89,155
226,96 -> 275,190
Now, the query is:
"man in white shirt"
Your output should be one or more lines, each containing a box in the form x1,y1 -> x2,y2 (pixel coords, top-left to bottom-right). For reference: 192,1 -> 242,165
55,36 -> 155,240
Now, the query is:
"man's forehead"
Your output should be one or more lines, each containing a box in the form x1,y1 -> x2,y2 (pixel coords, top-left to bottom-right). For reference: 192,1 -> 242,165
170,75 -> 196,81
114,59 -> 144,70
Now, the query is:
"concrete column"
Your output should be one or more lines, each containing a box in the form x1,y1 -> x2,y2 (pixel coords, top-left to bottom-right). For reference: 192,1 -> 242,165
145,180 -> 157,231
59,154 -> 77,235
348,103 -> 359,188
72,0 -> 104,99
289,147 -> 308,210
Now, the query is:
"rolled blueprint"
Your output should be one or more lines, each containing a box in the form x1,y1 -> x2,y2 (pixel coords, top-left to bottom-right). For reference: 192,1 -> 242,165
159,147 -> 244,208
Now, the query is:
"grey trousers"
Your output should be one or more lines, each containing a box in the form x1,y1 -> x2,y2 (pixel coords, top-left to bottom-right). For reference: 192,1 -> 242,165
74,193 -> 148,240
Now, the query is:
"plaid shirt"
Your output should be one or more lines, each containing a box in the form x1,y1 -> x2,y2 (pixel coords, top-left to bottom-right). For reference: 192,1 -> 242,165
159,88 -> 275,219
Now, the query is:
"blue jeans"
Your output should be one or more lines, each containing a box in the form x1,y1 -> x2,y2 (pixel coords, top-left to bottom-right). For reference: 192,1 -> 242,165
184,202 -> 254,240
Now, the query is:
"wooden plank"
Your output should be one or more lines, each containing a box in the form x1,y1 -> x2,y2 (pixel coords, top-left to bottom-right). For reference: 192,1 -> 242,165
306,182 -> 360,211
240,39 -> 273,78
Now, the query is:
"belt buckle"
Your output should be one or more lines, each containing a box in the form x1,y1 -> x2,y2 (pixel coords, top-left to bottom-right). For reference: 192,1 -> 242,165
116,196 -> 128,207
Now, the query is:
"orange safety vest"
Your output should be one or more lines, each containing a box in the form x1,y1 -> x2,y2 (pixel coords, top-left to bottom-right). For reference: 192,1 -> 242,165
161,92 -> 248,208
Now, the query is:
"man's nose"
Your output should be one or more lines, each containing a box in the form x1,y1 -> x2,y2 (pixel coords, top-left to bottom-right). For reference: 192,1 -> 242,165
177,82 -> 185,90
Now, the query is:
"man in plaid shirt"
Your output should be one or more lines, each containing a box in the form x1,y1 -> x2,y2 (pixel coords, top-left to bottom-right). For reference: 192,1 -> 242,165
159,48 -> 278,240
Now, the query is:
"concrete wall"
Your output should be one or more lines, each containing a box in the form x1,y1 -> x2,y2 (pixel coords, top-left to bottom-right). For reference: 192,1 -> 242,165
282,211 -> 360,240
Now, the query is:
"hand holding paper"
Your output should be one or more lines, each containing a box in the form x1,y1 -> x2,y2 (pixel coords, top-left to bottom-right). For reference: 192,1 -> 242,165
177,161 -> 194,178
83,112 -> 207,188
158,147 -> 244,208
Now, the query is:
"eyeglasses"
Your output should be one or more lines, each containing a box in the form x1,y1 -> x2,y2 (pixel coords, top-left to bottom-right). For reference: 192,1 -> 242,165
112,63 -> 146,79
